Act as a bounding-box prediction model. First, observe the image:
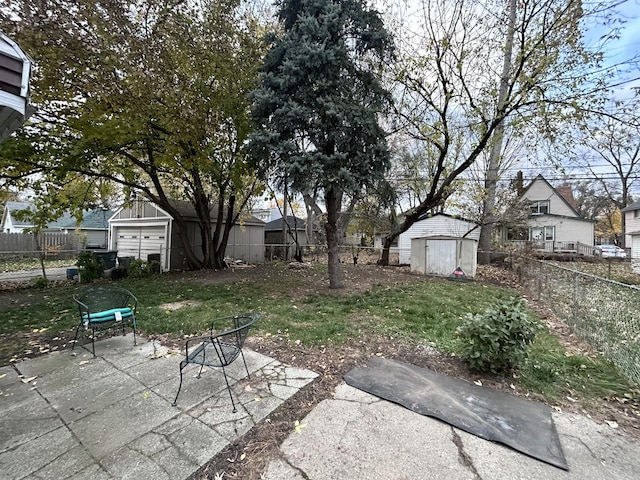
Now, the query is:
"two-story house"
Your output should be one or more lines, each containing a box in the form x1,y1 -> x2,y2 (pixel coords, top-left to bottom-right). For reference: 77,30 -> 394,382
517,175 -> 595,252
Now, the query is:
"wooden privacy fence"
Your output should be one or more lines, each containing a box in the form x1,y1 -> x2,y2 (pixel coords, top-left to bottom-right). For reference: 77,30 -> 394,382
0,232 -> 83,258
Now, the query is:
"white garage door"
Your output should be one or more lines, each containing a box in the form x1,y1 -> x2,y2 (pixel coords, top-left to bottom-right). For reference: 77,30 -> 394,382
113,225 -> 167,268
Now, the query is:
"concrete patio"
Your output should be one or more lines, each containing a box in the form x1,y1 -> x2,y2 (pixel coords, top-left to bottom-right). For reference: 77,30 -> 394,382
0,334 -> 317,479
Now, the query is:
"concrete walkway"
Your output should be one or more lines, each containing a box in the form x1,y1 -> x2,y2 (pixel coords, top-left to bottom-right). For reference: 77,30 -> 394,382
0,334 -> 317,480
263,383 -> 640,480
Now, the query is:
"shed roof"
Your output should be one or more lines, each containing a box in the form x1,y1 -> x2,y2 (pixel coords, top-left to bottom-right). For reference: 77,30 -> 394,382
265,215 -> 307,231
621,200 -> 640,212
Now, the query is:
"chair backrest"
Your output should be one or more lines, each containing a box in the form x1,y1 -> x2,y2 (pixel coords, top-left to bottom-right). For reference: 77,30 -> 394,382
209,313 -> 260,366
211,313 -> 259,345
73,286 -> 136,312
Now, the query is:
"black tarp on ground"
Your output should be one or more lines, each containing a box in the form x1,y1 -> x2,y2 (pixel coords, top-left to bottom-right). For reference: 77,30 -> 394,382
344,357 -> 568,470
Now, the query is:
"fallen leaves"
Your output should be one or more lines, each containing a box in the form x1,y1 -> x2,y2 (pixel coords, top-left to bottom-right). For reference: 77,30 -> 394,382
294,420 -> 307,434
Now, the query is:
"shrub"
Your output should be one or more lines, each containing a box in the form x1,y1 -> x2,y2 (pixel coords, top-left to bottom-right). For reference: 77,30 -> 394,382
456,297 -> 542,373
127,258 -> 151,278
32,276 -> 48,289
76,252 -> 104,283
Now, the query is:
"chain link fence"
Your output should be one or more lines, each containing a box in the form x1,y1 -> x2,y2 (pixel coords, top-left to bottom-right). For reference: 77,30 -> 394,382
0,250 -> 80,286
518,259 -> 640,386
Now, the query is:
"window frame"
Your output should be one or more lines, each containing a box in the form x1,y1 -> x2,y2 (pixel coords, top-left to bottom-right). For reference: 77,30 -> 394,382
530,200 -> 550,215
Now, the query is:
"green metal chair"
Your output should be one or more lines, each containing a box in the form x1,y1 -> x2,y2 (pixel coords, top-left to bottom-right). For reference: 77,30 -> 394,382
72,286 -> 138,356
172,312 -> 260,412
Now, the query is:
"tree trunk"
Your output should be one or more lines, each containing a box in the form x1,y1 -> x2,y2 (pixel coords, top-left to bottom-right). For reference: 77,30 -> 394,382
34,231 -> 47,282
325,187 -> 344,289
477,0 -> 517,264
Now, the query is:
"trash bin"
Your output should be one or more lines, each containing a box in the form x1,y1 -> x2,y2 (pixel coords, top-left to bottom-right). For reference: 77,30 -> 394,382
66,267 -> 79,280
91,250 -> 118,269
147,253 -> 161,273
118,256 -> 133,269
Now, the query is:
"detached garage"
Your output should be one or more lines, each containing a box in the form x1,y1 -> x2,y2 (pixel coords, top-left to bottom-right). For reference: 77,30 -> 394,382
410,236 -> 478,278
108,199 -> 264,271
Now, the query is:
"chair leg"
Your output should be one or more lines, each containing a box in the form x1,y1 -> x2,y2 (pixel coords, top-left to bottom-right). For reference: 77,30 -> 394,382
132,317 -> 137,345
172,361 -> 186,407
240,349 -> 251,379
91,327 -> 96,357
196,363 -> 205,379
72,322 -> 81,351
221,365 -> 237,413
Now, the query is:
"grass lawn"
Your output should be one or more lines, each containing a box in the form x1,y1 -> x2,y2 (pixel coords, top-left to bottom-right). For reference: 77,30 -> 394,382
0,263 -> 637,415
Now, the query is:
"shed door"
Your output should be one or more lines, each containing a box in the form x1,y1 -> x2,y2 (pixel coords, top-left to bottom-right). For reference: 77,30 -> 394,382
113,226 -> 167,268
426,239 -> 457,276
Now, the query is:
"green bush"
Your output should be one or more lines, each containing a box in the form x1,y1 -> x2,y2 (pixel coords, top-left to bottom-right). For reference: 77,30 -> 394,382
456,297 -> 542,373
32,276 -> 48,289
76,252 -> 104,283
127,258 -> 151,278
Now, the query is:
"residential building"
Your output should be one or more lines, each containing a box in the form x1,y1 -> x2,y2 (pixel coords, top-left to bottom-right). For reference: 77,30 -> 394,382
512,174 -> 594,252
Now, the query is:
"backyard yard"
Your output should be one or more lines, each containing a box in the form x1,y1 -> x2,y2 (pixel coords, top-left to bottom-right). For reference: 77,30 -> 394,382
1,261 -> 638,478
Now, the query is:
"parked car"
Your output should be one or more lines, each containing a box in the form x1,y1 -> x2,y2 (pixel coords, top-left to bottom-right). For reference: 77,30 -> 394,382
594,245 -> 627,258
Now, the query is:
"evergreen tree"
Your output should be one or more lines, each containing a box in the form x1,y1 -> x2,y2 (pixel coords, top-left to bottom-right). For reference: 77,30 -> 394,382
250,0 -> 394,288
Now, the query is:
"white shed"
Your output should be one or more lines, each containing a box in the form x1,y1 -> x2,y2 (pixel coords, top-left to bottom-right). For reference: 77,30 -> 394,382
410,236 -> 478,278
398,213 -> 480,264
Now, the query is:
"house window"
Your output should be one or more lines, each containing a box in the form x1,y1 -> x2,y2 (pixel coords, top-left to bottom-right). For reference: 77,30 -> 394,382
634,210 -> 640,219
530,200 -> 550,214
544,226 -> 555,241
529,226 -> 554,242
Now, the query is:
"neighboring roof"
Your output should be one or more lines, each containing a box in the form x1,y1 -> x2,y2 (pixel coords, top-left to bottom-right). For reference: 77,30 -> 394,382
414,235 -> 478,242
48,209 -> 113,230
415,212 -> 479,225
112,198 -> 264,225
2,200 -> 34,227
621,201 -> 640,212
555,184 -> 578,210
528,212 -> 596,223
521,174 -> 581,218
5,200 -> 33,212
265,216 -> 307,231
2,201 -> 112,230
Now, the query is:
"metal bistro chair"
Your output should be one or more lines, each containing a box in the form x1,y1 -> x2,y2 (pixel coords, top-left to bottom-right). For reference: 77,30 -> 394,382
172,312 -> 260,412
72,286 -> 138,357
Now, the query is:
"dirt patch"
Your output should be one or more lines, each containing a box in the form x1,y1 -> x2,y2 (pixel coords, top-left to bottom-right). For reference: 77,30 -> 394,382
159,300 -> 202,311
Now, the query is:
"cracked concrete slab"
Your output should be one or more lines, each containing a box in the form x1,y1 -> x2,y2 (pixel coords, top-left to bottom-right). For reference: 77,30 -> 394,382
0,334 -> 317,480
264,383 -> 640,480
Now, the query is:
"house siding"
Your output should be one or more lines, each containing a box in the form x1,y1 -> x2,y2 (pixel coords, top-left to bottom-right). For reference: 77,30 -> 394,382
523,180 -> 576,217
527,215 -> 594,246
624,210 -> 640,247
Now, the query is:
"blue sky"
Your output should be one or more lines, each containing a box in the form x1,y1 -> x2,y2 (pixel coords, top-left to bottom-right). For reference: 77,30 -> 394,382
582,0 -> 640,93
